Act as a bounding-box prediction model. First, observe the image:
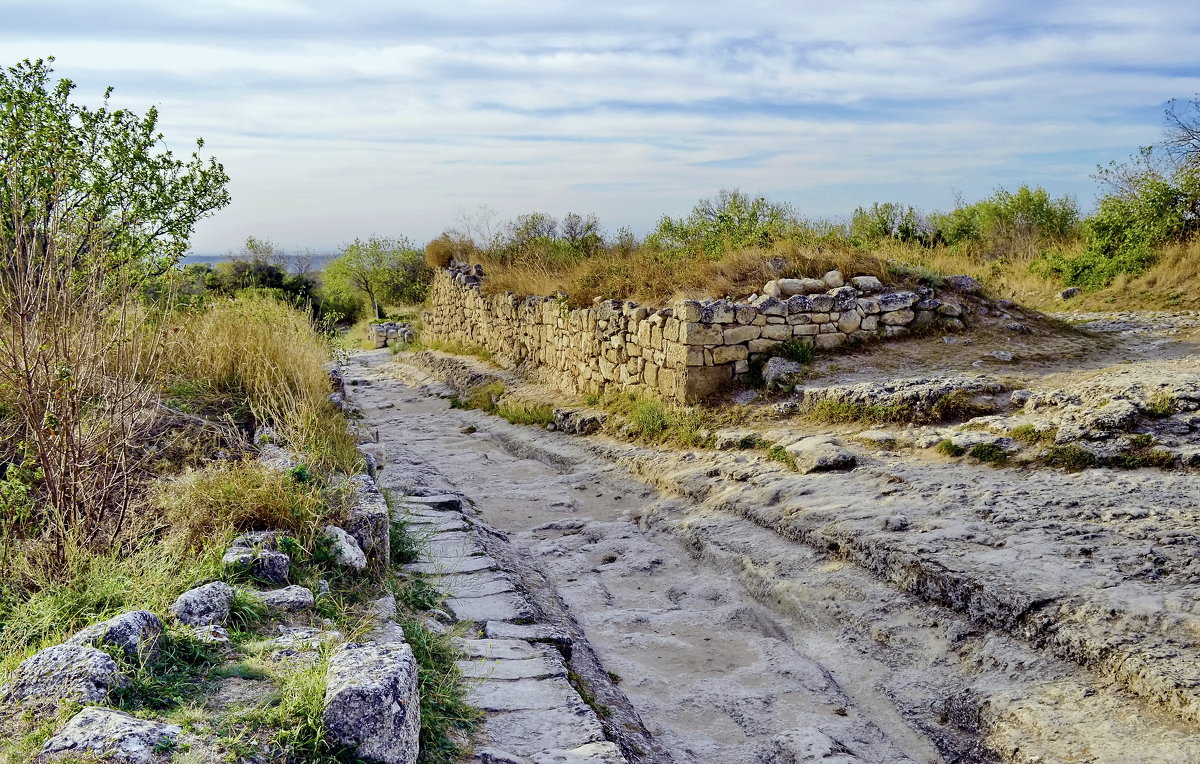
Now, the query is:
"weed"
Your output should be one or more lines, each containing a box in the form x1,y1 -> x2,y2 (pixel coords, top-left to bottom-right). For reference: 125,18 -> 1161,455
396,615 -> 480,763
736,434 -> 760,449
808,399 -> 912,425
227,589 -> 269,632
111,630 -> 222,711
1009,424 -> 1057,446
968,442 -> 1011,465
1042,444 -> 1099,471
766,444 -> 795,469
390,520 -> 421,565
417,338 -> 497,365
495,400 -> 556,427
395,576 -> 441,611
935,439 -> 966,457
930,390 -> 997,422
155,463 -> 332,548
1146,392 -> 1177,418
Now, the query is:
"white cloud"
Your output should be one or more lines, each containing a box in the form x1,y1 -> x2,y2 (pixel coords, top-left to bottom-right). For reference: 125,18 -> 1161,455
1,0 -> 1197,251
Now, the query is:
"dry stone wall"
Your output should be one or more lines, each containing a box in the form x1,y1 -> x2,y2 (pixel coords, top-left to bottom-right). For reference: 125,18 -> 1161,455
423,265 -> 964,403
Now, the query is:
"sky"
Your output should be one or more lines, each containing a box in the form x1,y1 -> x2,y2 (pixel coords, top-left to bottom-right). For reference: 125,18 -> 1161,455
3,1 -> 1199,254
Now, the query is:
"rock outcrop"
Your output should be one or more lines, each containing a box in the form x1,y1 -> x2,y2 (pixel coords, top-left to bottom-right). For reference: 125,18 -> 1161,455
323,642 -> 421,764
38,707 -> 181,763
66,610 -> 164,663
0,645 -> 124,707
170,581 -> 235,627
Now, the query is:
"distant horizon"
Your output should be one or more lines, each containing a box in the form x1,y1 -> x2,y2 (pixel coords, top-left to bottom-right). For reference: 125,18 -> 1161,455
6,1 -> 1197,253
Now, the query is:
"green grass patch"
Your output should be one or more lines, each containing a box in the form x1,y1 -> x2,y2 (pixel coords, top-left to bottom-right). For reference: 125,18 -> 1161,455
967,442 -> 1011,465
935,439 -> 965,457
396,614 -> 481,763
1146,392 -> 1178,418
111,630 -> 223,712
1008,424 -> 1058,446
766,444 -> 795,469
808,399 -> 913,425
929,390 -> 997,422
496,400 -> 556,427
1042,444 -> 1099,471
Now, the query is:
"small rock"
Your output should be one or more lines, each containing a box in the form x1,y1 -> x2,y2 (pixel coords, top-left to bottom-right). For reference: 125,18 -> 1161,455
66,610 -> 164,663
762,356 -> 806,389
849,275 -> 883,293
323,525 -> 368,571
223,547 -> 290,585
0,645 -> 123,706
883,514 -> 912,531
1058,287 -> 1081,300
171,581 -> 235,627
989,351 -> 1015,363
945,274 -> 983,293
822,270 -> 845,289
1004,322 -> 1032,334
324,642 -> 420,764
40,707 -> 181,764
192,624 -> 231,645
763,280 -> 783,298
784,437 -> 857,474
252,585 -> 315,612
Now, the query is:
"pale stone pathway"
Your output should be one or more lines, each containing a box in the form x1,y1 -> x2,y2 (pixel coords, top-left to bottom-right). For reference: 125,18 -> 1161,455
395,493 -> 624,762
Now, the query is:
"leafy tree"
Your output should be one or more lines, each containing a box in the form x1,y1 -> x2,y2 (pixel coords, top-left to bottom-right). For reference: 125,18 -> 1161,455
930,185 -> 1078,254
849,202 -> 933,245
648,189 -> 798,259
0,57 -> 230,279
322,236 -> 431,319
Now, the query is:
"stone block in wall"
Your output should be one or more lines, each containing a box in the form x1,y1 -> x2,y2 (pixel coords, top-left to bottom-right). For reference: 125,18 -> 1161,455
881,309 -> 915,326
735,305 -> 758,323
675,300 -> 703,322
664,318 -> 681,342
758,297 -> 786,317
912,309 -> 937,329
723,325 -> 760,344
748,338 -> 776,354
712,345 -> 748,364
884,325 -> 910,338
787,313 -> 812,326
808,294 -> 835,312
681,322 -> 724,344
793,324 -> 820,336
815,333 -> 847,350
811,313 -> 832,324
830,286 -> 859,311
837,312 -> 862,333
734,359 -> 749,375
702,301 -> 736,323
637,322 -> 653,346
785,295 -> 811,314
818,323 -> 838,334
676,365 -> 733,404
761,324 -> 791,341
878,291 -> 919,311
861,315 -> 879,332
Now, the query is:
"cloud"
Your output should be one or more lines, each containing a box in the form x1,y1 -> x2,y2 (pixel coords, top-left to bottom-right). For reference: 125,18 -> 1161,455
1,0 -> 1197,251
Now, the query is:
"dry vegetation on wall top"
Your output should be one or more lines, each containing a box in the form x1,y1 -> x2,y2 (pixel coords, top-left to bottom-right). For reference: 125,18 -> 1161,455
424,134 -> 1200,310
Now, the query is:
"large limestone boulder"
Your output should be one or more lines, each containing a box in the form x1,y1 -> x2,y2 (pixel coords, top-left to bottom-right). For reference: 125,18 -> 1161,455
323,642 -> 420,764
38,707 -> 181,763
784,436 -> 857,474
0,645 -> 124,706
66,610 -> 164,663
778,278 -> 827,297
945,274 -> 983,293
850,275 -> 884,293
222,546 -> 290,585
323,525 -> 368,571
553,408 -> 608,436
170,581 -> 235,627
762,357 -> 806,390
346,474 -> 391,567
251,585 -> 315,613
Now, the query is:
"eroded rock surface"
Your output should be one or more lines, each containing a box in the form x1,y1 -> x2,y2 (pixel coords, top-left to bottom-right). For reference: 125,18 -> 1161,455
170,581 -> 235,627
323,641 -> 420,764
38,707 -> 180,763
1,645 -> 124,707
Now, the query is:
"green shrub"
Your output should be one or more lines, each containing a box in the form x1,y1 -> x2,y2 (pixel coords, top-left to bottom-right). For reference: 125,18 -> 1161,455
1009,424 -> 1057,446
496,400 -> 555,427
808,400 -> 911,425
930,390 -> 997,422
390,520 -> 420,565
968,442 -> 1011,465
1043,444 -> 1099,471
935,439 -> 965,457
1146,392 -> 1177,418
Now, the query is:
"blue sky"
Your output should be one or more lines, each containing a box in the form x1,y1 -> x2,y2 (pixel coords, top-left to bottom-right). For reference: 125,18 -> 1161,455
3,0 -> 1198,253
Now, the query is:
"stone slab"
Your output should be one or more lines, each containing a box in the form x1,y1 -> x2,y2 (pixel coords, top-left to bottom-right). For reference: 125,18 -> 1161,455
435,571 -> 516,599
420,532 -> 486,561
456,655 -> 567,681
454,639 -> 544,660
482,705 -> 607,758
466,677 -> 580,712
404,555 -> 497,575
485,622 -> 572,652
446,592 -> 536,623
